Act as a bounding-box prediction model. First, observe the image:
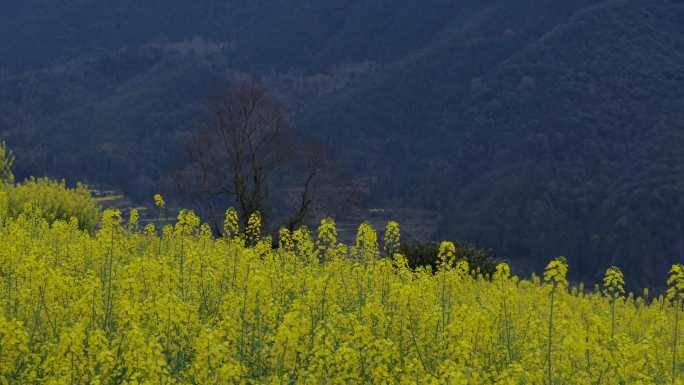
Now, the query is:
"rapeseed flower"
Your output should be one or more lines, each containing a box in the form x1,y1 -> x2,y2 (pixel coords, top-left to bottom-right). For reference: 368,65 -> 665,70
0,204 -> 679,384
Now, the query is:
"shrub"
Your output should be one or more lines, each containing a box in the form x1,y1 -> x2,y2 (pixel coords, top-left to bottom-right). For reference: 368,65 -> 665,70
3,177 -> 101,231
400,240 -> 498,275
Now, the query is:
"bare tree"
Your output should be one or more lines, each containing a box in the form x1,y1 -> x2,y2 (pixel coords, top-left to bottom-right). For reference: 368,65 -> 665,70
176,81 -> 327,232
283,139 -> 330,231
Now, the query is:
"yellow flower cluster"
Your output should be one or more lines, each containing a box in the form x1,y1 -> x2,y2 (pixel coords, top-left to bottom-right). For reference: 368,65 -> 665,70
153,194 -> 165,209
668,264 -> 684,301
437,241 -> 457,270
224,207 -> 240,240
543,256 -> 569,288
353,221 -> 378,261
2,177 -> 101,231
317,217 -> 339,260
603,266 -> 626,298
245,211 -> 262,247
128,208 -> 140,229
383,221 -> 400,257
0,204 -> 683,384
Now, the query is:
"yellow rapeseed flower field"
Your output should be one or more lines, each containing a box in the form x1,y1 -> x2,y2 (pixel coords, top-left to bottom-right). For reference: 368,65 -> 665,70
0,202 -> 683,384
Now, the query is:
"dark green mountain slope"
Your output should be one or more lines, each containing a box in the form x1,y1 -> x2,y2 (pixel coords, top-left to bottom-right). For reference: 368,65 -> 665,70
1,0 -> 683,284
447,1 -> 684,284
299,0 -> 684,283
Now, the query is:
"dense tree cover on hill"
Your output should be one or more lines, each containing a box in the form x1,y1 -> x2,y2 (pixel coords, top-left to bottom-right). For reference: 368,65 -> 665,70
1,0 -> 684,285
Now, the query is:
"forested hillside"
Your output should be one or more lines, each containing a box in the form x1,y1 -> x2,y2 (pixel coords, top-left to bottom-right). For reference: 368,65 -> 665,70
1,0 -> 683,285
